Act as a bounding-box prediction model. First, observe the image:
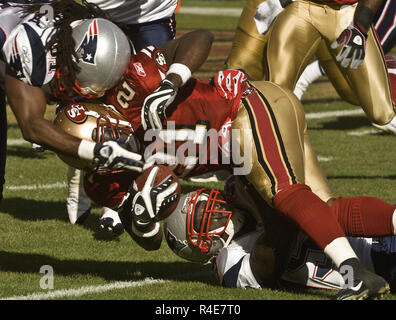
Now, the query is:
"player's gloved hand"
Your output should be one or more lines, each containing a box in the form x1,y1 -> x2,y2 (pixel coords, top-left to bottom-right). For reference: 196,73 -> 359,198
130,166 -> 179,225
213,69 -> 248,100
254,0 -> 284,34
93,140 -> 144,173
331,24 -> 367,69
141,79 -> 178,130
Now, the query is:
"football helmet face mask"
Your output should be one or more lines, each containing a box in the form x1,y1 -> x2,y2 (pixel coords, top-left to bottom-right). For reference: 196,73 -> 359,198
53,18 -> 131,100
164,188 -> 244,264
54,102 -> 140,171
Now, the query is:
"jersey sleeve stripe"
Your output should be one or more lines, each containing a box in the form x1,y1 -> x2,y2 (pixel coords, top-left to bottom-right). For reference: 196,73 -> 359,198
23,23 -> 46,87
0,27 -> 6,51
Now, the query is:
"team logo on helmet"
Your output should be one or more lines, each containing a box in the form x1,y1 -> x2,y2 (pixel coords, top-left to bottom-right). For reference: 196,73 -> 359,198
76,19 -> 99,65
64,104 -> 88,124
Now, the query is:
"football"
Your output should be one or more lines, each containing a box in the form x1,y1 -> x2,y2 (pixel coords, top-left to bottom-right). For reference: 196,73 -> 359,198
135,165 -> 181,221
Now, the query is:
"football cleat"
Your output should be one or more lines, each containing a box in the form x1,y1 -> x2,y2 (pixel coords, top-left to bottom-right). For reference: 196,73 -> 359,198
372,115 -> 396,135
99,207 -> 124,235
333,265 -> 390,300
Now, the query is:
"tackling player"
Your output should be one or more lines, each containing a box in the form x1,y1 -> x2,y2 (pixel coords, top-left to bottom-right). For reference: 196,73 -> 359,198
163,175 -> 396,296
0,1 -> 144,184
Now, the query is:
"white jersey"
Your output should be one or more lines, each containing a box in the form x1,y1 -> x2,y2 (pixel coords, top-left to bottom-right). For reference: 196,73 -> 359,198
215,230 -> 375,290
86,0 -> 177,24
0,3 -> 56,86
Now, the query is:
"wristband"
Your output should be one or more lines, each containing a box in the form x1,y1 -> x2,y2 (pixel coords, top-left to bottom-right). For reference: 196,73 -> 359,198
77,139 -> 96,161
131,221 -> 161,238
354,5 -> 375,35
167,63 -> 191,86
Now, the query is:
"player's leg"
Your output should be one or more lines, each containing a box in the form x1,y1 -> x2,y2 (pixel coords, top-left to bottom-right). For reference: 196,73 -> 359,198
124,14 -> 176,52
374,0 -> 396,54
232,81 -> 389,298
293,60 -> 325,100
265,1 -> 322,90
328,25 -> 396,133
225,0 -> 268,80
66,166 -> 91,224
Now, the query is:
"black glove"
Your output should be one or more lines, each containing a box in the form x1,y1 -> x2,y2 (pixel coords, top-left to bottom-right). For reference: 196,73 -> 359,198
141,79 -> 178,130
331,24 -> 367,69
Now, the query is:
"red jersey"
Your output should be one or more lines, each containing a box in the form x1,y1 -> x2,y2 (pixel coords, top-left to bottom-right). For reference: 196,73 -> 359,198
105,46 -> 244,178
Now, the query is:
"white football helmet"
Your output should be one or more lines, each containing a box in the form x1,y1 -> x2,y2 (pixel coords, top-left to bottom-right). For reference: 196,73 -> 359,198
164,188 -> 245,264
53,102 -> 140,171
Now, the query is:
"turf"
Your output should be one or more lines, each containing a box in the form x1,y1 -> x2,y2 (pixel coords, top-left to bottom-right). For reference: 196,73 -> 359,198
1,0 -> 395,305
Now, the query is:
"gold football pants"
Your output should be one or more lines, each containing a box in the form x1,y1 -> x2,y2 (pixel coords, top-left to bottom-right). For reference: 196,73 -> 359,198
231,81 -> 334,205
227,0 -> 395,125
266,0 -> 395,125
225,0 -> 269,80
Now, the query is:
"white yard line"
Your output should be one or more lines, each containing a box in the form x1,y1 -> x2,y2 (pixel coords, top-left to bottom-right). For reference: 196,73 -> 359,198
5,182 -> 67,191
6,138 -> 29,146
347,128 -> 381,136
305,108 -> 364,119
1,278 -> 165,300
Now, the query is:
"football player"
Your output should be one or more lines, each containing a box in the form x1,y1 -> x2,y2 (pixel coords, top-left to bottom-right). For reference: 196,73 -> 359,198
163,175 -> 396,296
1,1 -> 144,189
66,0 -> 179,234
226,0 -> 396,134
55,27 -> 391,298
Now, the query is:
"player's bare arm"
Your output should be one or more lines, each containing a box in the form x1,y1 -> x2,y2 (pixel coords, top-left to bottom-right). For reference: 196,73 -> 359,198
160,29 -> 214,87
5,73 -> 82,157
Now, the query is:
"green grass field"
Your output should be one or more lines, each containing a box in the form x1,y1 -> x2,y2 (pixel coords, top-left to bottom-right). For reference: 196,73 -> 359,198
1,0 -> 396,305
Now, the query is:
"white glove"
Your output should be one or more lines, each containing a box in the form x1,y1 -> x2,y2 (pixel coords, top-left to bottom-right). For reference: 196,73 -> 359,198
254,0 -> 284,34
131,166 -> 179,224
93,140 -> 143,173
141,79 -> 178,130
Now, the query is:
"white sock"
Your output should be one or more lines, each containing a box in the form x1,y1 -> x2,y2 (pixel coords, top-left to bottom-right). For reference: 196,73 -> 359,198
393,209 -> 396,234
66,166 -> 91,224
294,60 -> 325,100
324,237 -> 358,268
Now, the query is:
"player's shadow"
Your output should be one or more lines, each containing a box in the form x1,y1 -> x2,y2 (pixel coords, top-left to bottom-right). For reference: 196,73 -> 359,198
0,251 -> 216,285
308,116 -> 373,131
0,197 -> 68,222
6,146 -> 49,159
0,198 -> 120,241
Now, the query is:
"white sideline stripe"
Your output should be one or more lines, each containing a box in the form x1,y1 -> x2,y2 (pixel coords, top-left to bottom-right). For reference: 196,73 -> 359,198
179,7 -> 242,16
6,182 -> 67,191
305,108 -> 364,119
1,278 -> 165,300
